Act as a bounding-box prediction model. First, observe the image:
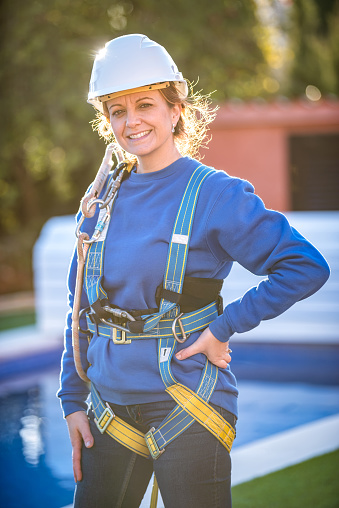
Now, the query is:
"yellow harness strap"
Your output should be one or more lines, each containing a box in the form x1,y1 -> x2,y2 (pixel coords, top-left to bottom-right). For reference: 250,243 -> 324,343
92,381 -> 235,457
166,383 -> 235,452
92,385 -> 150,458
104,416 -> 150,458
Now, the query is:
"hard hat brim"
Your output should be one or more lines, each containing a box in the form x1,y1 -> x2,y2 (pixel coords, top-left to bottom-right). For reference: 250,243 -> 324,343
88,81 -> 188,114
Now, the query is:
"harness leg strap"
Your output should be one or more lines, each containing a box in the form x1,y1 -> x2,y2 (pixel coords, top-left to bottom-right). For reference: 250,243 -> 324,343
91,384 -> 150,458
166,383 -> 235,452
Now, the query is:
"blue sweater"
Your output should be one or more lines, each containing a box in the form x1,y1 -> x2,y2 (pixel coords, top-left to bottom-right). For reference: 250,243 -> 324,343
58,157 -> 330,419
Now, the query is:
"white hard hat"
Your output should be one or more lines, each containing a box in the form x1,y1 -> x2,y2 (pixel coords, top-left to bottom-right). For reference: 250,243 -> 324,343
88,34 -> 188,113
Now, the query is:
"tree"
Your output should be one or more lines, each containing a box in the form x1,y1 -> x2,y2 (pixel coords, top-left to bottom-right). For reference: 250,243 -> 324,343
284,0 -> 339,97
0,0 -> 269,293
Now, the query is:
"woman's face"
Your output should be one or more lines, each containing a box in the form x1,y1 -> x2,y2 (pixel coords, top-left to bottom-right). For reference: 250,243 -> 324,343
106,90 -> 181,170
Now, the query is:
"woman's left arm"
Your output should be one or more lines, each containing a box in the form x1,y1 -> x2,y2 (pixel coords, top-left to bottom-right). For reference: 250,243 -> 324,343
206,177 -> 330,344
177,177 -> 330,365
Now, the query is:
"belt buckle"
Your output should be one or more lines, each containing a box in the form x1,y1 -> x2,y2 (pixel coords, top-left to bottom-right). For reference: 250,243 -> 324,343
95,403 -> 115,434
145,427 -> 165,459
172,312 -> 188,343
112,327 -> 131,345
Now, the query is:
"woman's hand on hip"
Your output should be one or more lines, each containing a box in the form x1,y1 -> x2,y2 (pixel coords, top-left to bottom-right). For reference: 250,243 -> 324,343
66,410 -> 94,483
175,327 -> 232,369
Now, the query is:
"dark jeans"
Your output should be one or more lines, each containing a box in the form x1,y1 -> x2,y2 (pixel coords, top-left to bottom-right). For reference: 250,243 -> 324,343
74,399 -> 236,508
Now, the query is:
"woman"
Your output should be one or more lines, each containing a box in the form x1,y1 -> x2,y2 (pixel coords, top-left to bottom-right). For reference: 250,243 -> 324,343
58,34 -> 330,508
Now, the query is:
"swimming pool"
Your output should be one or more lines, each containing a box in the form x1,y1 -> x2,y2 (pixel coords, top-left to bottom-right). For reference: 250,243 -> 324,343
1,356 -> 339,508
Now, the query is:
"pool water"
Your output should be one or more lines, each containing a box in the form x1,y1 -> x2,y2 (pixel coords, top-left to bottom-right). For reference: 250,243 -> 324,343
1,366 -> 339,508
0,377 -> 74,508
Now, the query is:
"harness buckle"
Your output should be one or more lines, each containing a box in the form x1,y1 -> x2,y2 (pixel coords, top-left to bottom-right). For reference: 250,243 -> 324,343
101,306 -> 133,344
95,403 -> 115,434
172,313 -> 188,343
145,427 -> 165,459
112,327 -> 131,345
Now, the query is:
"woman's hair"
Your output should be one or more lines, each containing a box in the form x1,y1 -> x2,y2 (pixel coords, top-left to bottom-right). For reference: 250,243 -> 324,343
92,81 -> 218,161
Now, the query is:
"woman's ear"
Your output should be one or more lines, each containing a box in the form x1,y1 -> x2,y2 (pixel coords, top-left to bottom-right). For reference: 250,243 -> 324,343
172,103 -> 182,126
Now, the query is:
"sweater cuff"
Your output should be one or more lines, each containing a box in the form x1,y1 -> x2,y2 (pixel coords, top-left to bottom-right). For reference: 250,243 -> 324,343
209,312 -> 234,343
61,399 -> 89,419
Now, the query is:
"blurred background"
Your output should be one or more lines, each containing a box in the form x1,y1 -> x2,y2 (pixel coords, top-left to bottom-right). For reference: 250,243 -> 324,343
0,0 -> 339,507
1,0 -> 338,293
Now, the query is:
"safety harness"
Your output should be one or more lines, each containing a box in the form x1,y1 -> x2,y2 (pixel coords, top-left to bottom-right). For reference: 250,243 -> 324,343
73,145 -> 235,491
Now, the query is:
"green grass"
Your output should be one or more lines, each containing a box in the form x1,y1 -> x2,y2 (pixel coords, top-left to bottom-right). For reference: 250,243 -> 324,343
0,310 -> 36,331
232,449 -> 339,508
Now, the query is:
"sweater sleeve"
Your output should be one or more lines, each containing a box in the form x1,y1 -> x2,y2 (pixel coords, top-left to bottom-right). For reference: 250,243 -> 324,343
208,178 -> 330,342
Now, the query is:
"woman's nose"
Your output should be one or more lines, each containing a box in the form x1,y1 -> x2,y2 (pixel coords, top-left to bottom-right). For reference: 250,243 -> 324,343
125,109 -> 141,128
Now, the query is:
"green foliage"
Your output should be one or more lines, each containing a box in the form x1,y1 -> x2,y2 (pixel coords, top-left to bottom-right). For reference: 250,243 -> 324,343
0,0 -> 271,292
284,0 -> 339,97
0,0 -> 267,232
119,0 -> 268,100
232,449 -> 339,508
0,1 -> 338,293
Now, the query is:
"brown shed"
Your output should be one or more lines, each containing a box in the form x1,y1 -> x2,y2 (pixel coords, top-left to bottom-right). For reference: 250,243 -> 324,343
203,99 -> 339,211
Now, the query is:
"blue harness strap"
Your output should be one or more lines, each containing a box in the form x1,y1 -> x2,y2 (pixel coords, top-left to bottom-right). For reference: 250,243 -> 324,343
156,165 -> 216,388
91,383 -> 150,458
85,172 -> 115,308
142,164 -> 214,332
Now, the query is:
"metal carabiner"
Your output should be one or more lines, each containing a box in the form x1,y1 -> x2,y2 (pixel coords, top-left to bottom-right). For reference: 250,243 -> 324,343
100,162 -> 128,209
76,197 -> 101,239
172,313 -> 188,343
76,199 -> 111,244
75,214 -> 86,239
78,306 -> 92,336
102,306 -> 136,323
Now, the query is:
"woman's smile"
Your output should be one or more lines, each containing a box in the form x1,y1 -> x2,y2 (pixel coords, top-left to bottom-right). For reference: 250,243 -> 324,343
127,129 -> 152,140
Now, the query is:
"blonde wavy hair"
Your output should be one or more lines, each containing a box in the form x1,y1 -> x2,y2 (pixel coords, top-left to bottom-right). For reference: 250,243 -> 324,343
92,81 -> 218,161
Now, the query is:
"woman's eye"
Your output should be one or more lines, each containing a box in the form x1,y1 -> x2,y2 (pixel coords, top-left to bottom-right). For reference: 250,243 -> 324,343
111,109 -> 124,117
139,103 -> 152,109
